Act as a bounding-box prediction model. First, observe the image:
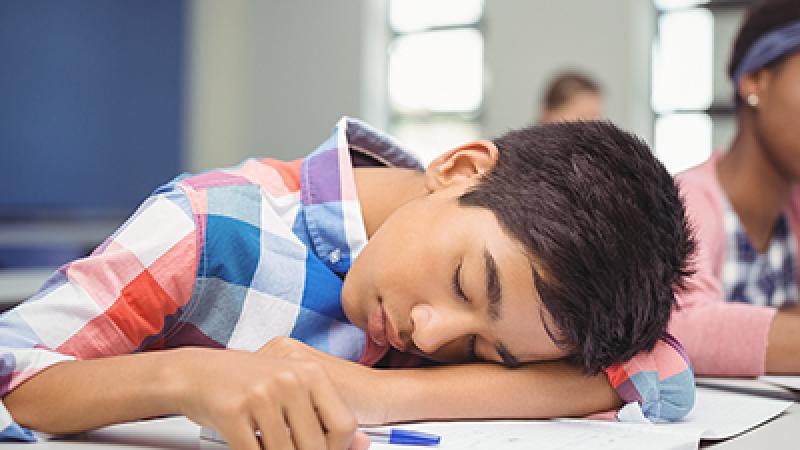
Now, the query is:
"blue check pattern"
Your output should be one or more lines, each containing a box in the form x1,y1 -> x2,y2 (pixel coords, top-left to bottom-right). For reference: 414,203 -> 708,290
721,200 -> 798,307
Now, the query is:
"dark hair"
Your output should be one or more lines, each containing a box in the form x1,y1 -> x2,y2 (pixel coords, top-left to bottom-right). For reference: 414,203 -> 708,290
728,0 -> 800,101
542,72 -> 602,110
460,121 -> 695,374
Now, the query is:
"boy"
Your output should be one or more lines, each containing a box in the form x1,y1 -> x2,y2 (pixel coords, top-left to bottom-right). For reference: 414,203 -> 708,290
1,118 -> 695,450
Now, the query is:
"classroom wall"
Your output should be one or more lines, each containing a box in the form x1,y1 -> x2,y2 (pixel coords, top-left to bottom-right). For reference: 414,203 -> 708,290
483,0 -> 655,142
187,0 -> 368,171
186,0 -> 656,171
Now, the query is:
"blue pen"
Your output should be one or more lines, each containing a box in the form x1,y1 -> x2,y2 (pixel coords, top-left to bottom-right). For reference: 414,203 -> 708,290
201,425 -> 440,447
362,427 -> 441,446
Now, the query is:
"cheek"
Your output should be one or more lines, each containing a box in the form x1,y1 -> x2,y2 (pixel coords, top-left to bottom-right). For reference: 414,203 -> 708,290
758,93 -> 800,175
365,226 -> 433,295
372,217 -> 455,288
377,246 -> 444,298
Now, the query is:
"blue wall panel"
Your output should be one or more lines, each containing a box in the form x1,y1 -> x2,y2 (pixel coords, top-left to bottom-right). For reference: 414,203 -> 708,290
0,0 -> 186,217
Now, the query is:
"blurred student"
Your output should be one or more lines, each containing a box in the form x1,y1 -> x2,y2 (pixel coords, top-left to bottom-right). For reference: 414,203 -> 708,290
670,0 -> 800,376
538,71 -> 604,123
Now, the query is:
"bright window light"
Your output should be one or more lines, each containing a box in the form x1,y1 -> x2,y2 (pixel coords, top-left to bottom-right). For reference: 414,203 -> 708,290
392,119 -> 480,166
652,8 -> 713,112
389,0 -> 484,33
389,29 -> 483,113
654,113 -> 712,174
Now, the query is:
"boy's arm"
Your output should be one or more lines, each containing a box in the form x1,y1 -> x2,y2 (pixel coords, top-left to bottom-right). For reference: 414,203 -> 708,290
263,335 -> 694,424
393,338 -> 692,423
263,337 -> 613,423
376,362 -> 618,423
5,347 -> 368,450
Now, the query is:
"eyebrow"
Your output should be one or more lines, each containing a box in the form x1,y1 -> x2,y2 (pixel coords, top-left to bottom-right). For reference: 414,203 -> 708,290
484,248 -> 520,369
484,248 -> 503,320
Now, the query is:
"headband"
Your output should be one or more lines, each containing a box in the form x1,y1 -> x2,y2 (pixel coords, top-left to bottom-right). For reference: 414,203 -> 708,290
732,20 -> 800,89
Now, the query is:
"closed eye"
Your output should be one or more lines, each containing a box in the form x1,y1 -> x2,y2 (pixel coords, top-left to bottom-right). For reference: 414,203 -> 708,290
453,263 -> 469,302
454,262 -> 478,361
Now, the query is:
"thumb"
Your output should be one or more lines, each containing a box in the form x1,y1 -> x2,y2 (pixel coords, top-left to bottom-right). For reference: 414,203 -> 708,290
350,430 -> 371,450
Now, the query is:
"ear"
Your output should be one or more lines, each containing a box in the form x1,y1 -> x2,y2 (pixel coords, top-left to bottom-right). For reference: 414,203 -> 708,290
737,69 -> 772,107
424,140 -> 499,192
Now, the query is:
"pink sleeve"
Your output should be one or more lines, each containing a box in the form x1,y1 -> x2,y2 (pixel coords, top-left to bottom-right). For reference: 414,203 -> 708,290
668,173 -> 776,376
603,334 -> 695,422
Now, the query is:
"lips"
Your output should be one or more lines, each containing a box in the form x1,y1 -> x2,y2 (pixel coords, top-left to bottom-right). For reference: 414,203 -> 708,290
384,315 -> 407,352
367,301 -> 388,347
367,299 -> 408,352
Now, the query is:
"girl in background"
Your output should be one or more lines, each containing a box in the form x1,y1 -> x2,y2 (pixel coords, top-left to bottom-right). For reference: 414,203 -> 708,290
671,0 -> 800,375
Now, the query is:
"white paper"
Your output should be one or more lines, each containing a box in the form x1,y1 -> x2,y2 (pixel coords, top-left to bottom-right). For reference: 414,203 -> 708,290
369,420 -> 701,450
616,401 -> 651,423
203,421 -> 699,450
759,375 -> 800,391
200,387 -> 790,449
670,387 -> 791,440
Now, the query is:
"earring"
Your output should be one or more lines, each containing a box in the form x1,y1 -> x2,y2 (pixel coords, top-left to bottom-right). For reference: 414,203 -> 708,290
746,93 -> 759,107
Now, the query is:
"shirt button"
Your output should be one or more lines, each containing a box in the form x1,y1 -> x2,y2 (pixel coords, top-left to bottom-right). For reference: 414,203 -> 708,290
329,248 -> 341,264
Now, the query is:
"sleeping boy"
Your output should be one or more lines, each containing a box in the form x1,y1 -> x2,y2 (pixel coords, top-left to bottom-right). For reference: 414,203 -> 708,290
1,117 -> 695,450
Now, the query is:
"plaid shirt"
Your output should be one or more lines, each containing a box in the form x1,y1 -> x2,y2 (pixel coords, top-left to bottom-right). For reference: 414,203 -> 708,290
0,117 -> 694,440
721,199 -> 798,307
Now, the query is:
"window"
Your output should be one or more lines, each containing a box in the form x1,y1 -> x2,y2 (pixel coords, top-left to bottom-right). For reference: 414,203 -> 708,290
651,0 -> 752,174
387,0 -> 485,165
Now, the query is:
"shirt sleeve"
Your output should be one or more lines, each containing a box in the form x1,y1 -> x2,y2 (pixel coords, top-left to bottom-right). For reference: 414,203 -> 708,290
667,176 -> 776,376
0,182 -> 199,441
603,334 -> 695,423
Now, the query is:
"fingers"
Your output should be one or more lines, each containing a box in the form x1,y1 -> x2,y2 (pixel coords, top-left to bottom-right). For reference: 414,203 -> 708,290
210,352 -> 360,450
279,372 -> 328,450
251,400 -> 294,450
250,361 -> 355,450
350,431 -> 372,450
305,363 -> 360,450
215,418 -> 261,450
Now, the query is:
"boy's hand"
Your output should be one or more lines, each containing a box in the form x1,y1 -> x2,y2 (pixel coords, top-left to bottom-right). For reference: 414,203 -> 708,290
169,347 -> 370,450
261,337 -> 390,424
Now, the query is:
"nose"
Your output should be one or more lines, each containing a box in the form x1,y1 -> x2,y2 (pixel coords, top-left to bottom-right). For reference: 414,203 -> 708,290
409,303 -> 476,354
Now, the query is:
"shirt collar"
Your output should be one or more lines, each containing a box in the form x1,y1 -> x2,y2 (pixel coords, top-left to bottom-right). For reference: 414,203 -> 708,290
300,117 -> 424,273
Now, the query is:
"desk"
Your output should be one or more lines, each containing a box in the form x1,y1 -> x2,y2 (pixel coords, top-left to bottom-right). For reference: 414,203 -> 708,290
12,405 -> 799,450
11,378 -> 800,449
706,403 -> 800,449
26,417 -> 222,450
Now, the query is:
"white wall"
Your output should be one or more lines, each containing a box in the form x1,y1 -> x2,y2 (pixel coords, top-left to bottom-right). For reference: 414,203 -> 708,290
187,0 -> 367,171
483,0 -> 655,142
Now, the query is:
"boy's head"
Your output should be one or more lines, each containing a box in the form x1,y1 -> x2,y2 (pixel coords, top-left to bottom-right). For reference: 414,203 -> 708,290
342,121 -> 694,374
